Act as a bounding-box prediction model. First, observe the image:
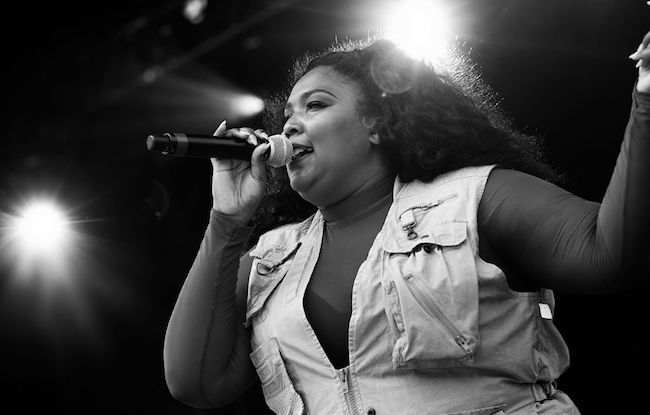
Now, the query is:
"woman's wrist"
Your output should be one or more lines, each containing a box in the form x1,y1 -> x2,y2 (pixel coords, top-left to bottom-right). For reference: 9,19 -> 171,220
209,208 -> 255,233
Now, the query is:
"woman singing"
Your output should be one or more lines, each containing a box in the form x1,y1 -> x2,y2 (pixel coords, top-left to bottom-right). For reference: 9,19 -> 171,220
163,30 -> 650,414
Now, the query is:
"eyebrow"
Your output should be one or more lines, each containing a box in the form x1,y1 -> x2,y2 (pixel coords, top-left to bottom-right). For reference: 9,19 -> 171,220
284,88 -> 338,113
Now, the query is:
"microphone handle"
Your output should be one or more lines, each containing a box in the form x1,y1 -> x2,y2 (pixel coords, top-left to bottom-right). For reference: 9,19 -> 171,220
146,133 -> 256,159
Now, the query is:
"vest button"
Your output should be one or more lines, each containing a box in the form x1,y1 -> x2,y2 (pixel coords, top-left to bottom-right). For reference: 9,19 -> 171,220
367,408 -> 376,415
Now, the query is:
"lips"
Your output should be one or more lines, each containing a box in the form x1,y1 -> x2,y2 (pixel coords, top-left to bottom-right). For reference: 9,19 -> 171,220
291,144 -> 313,162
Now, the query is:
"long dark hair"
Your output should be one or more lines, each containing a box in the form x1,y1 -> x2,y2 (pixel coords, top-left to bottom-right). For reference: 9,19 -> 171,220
248,38 -> 562,246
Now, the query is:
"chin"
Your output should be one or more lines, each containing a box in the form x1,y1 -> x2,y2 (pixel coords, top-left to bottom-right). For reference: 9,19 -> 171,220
288,173 -> 321,205
288,175 -> 311,195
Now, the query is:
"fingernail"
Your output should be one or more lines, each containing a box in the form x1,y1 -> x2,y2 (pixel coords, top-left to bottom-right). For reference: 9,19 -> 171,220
255,129 -> 269,139
214,120 -> 227,136
630,44 -> 644,58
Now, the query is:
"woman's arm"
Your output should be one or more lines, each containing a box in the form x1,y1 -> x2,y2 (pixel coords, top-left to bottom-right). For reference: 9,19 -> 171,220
478,87 -> 650,293
163,209 -> 257,408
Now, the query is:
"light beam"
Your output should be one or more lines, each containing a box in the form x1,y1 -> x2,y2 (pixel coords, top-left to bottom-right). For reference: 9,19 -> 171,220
11,200 -> 70,258
379,0 -> 456,66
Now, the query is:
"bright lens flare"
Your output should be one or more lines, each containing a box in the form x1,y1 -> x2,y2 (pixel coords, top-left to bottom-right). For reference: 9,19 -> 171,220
381,0 -> 455,66
11,200 -> 70,257
234,94 -> 265,117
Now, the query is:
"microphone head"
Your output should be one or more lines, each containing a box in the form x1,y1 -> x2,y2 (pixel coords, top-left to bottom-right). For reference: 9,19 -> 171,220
146,135 -> 158,151
146,134 -> 171,153
266,135 -> 293,167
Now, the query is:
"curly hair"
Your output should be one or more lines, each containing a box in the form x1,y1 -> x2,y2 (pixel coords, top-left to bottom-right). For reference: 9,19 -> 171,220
248,38 -> 562,247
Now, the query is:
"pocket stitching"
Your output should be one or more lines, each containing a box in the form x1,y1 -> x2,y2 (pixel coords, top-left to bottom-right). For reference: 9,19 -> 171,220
403,274 -> 475,358
252,242 -> 302,276
249,338 -> 304,413
442,403 -> 506,415
381,220 -> 479,369
383,221 -> 468,254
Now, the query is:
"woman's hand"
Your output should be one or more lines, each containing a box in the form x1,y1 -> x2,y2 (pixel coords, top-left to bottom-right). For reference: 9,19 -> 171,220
210,120 -> 270,225
629,24 -> 650,93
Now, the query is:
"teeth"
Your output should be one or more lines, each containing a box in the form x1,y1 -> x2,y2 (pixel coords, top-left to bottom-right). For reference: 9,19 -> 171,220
291,147 -> 313,160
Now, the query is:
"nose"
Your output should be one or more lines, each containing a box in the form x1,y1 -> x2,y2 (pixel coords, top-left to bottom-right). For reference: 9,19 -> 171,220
282,117 -> 302,139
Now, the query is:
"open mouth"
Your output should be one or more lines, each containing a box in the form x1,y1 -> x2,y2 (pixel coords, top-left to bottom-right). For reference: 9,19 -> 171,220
291,144 -> 313,162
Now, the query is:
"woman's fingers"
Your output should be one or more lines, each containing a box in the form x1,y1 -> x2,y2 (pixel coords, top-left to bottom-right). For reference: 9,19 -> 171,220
628,31 -> 650,70
210,156 -> 249,174
240,128 -> 269,146
214,120 -> 227,136
630,30 -> 650,57
212,121 -> 268,144
250,143 -> 270,182
630,46 -> 650,61
255,129 -> 269,140
210,120 -> 229,165
210,120 -> 270,175
219,127 -> 266,146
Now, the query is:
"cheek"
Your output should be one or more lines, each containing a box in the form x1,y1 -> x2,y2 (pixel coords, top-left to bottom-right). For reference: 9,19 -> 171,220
311,115 -> 370,155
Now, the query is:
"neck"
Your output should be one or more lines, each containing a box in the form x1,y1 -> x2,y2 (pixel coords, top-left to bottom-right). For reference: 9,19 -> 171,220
320,173 -> 395,225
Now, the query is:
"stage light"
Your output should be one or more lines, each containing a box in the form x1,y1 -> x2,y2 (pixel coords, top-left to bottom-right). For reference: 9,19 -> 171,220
184,0 -> 208,24
10,200 -> 71,259
379,0 -> 456,66
234,94 -> 265,117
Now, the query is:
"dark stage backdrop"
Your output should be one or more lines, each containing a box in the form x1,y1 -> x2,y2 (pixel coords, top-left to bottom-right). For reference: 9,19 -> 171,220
1,1 -> 647,413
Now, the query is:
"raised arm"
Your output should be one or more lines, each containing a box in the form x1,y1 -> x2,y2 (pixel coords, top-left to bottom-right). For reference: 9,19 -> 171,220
164,123 -> 270,407
478,36 -> 650,293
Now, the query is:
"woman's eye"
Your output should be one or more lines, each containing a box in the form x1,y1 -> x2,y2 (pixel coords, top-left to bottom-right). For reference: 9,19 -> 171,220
306,101 -> 325,110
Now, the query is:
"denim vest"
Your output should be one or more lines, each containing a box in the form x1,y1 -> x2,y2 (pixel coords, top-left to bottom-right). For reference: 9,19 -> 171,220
244,166 -> 579,415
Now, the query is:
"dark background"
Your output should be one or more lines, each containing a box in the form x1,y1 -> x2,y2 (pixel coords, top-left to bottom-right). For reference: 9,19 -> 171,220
0,1 -> 647,413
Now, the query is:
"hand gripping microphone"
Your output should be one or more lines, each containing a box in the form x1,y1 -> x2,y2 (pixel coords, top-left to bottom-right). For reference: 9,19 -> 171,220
146,133 -> 293,167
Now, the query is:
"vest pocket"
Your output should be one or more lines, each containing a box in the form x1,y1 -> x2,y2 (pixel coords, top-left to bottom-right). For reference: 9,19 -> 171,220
381,221 -> 479,370
443,403 -> 506,415
245,243 -> 301,328
249,337 -> 305,415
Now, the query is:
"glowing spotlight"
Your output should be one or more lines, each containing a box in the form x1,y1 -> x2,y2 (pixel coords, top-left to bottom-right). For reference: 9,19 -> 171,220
10,200 -> 71,258
184,0 -> 208,24
234,94 -> 265,117
380,0 -> 456,66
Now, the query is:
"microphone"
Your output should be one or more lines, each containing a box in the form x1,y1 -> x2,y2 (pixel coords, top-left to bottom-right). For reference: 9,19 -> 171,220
145,133 -> 293,167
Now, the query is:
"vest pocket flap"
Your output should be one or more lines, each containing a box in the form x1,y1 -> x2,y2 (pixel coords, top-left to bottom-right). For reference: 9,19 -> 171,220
249,337 -> 280,374
249,338 -> 305,414
249,242 -> 300,263
249,338 -> 286,401
380,219 -> 479,370
249,246 -> 284,261
245,266 -> 288,327
250,242 -> 301,275
383,221 -> 468,253
245,242 -> 302,327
